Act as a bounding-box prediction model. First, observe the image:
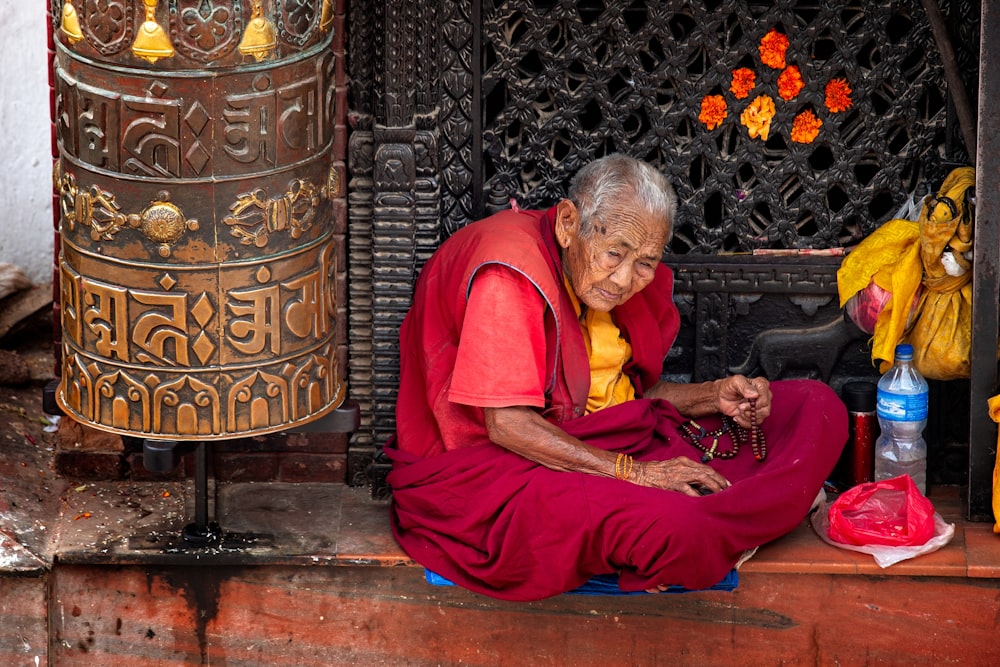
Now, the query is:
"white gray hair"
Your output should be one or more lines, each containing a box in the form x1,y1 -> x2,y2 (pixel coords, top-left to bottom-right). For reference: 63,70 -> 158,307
567,154 -> 677,241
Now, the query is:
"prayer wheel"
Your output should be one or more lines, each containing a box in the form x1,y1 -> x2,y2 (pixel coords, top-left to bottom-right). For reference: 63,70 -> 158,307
53,0 -> 344,440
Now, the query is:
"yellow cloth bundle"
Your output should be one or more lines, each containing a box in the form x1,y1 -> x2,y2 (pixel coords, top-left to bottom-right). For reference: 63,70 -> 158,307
908,167 -> 975,380
838,219 -> 923,373
838,166 -> 976,379
990,394 -> 1000,533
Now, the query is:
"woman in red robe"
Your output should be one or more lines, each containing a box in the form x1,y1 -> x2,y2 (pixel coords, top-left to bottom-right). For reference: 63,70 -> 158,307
387,154 -> 847,601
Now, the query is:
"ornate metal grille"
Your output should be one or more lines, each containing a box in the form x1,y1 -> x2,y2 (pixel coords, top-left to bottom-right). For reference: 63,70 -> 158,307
477,0 -> 967,253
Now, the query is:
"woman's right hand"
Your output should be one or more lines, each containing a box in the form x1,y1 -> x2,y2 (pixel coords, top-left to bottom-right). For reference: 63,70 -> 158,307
632,456 -> 731,497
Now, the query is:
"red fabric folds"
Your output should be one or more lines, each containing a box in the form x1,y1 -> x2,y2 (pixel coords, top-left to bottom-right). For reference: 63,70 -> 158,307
388,379 -> 846,601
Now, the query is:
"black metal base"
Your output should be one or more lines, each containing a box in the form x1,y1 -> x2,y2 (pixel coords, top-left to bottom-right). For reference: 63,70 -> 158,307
142,439 -> 181,473
42,379 -> 63,416
132,400 -> 361,550
126,528 -> 275,556
181,521 -> 222,548
288,400 -> 361,433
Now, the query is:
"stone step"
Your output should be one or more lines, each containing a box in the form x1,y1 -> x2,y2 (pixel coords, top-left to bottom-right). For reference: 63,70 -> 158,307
4,481 -> 999,665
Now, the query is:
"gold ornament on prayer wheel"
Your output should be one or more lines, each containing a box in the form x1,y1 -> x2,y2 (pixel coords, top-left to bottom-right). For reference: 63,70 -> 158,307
60,1 -> 83,44
238,0 -> 277,61
131,0 -> 174,63
53,0 -> 343,440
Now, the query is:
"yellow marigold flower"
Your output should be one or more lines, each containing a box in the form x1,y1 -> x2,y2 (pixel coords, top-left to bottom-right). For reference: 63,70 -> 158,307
740,94 -> 776,141
777,65 -> 804,101
759,28 -> 789,69
699,94 -> 728,130
730,67 -> 756,99
825,77 -> 853,112
791,109 -> 823,143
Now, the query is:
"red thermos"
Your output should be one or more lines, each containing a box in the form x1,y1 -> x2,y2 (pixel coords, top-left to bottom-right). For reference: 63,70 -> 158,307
840,381 -> 879,487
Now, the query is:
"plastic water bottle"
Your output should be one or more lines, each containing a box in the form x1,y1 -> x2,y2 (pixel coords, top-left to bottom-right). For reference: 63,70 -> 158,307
875,343 -> 928,493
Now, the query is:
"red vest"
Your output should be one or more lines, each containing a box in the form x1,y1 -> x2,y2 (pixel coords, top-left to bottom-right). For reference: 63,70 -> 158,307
395,206 -> 680,457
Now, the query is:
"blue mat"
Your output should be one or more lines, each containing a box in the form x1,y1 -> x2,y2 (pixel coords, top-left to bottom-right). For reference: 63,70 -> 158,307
425,569 -> 738,596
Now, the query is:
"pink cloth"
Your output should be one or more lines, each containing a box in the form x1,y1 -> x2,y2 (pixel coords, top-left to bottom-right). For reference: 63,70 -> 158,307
389,379 -> 846,601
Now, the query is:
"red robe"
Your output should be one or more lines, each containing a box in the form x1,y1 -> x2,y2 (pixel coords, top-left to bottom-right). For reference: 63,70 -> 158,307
388,206 -> 847,601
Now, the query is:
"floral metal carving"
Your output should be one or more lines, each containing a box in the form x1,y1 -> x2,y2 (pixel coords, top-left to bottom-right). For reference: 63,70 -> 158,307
277,0 -> 321,46
80,0 -> 132,55
55,0 -> 347,443
58,233 -> 343,439
58,0 -> 336,68
223,178 -> 322,247
134,199 -> 200,256
438,0 -> 477,235
57,169 -> 198,256
60,343 -> 343,438
171,0 -> 244,61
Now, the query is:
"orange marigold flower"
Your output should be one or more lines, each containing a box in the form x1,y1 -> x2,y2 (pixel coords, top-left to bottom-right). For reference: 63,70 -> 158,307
759,29 -> 789,69
791,109 -> 823,143
825,77 -> 853,112
699,94 -> 727,130
777,65 -> 804,101
730,67 -> 756,99
740,94 -> 776,141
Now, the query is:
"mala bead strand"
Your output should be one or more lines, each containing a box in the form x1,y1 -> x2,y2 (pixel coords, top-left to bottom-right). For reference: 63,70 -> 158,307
678,398 -> 768,463
750,397 -> 767,460
678,419 -> 731,462
733,397 -> 767,461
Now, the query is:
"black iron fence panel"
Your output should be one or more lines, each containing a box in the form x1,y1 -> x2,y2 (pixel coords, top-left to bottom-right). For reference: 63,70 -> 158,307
477,0 -> 973,253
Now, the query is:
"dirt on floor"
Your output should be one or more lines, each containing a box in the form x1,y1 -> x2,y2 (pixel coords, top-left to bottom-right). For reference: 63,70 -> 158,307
0,307 -> 64,565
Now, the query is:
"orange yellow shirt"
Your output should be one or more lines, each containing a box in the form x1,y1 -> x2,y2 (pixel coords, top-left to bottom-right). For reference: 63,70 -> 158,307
564,276 -> 636,413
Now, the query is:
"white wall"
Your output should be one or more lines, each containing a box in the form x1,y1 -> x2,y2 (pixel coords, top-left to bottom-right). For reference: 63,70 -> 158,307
0,3 -> 55,285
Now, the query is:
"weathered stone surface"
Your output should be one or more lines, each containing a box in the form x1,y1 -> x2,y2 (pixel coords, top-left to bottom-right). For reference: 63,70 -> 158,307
0,283 -> 52,341
53,451 -> 126,481
0,349 -> 31,386
0,575 -> 48,666
57,419 -> 124,454
44,561 -> 1000,667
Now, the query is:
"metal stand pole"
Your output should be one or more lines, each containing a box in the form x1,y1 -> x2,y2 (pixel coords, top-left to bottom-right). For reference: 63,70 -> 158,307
182,442 -> 220,546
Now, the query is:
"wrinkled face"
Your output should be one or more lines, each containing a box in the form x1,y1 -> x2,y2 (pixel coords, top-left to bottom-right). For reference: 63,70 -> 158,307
555,199 -> 670,313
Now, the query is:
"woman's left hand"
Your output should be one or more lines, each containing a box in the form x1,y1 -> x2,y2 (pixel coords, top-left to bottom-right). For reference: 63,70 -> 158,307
716,375 -> 771,427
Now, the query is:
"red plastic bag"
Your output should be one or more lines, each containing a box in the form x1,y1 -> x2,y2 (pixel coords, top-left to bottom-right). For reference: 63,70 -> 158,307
826,475 -> 935,547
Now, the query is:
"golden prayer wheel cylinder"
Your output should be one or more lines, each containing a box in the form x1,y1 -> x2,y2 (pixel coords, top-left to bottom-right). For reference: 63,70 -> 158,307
53,0 -> 344,440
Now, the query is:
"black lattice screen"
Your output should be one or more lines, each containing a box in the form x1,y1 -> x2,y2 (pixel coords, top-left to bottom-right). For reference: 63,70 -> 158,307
478,0 -> 969,253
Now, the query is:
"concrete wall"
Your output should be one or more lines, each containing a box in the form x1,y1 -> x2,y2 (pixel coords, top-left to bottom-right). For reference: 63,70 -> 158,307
0,3 -> 54,285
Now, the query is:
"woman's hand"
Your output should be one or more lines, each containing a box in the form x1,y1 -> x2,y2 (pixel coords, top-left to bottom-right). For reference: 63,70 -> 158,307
715,375 -> 771,427
631,456 -> 730,496
484,406 -> 732,496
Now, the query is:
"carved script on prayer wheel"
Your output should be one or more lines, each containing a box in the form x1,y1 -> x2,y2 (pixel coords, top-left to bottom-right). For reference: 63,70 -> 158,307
53,0 -> 344,439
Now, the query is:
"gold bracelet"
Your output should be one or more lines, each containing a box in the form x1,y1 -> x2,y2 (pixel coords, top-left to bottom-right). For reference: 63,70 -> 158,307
615,453 -> 635,481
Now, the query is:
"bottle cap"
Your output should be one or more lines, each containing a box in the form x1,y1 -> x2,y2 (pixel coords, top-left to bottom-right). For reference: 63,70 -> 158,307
895,343 -> 914,360
842,380 -> 877,412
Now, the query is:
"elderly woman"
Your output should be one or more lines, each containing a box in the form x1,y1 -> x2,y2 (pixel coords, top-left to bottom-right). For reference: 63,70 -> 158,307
387,154 -> 846,601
